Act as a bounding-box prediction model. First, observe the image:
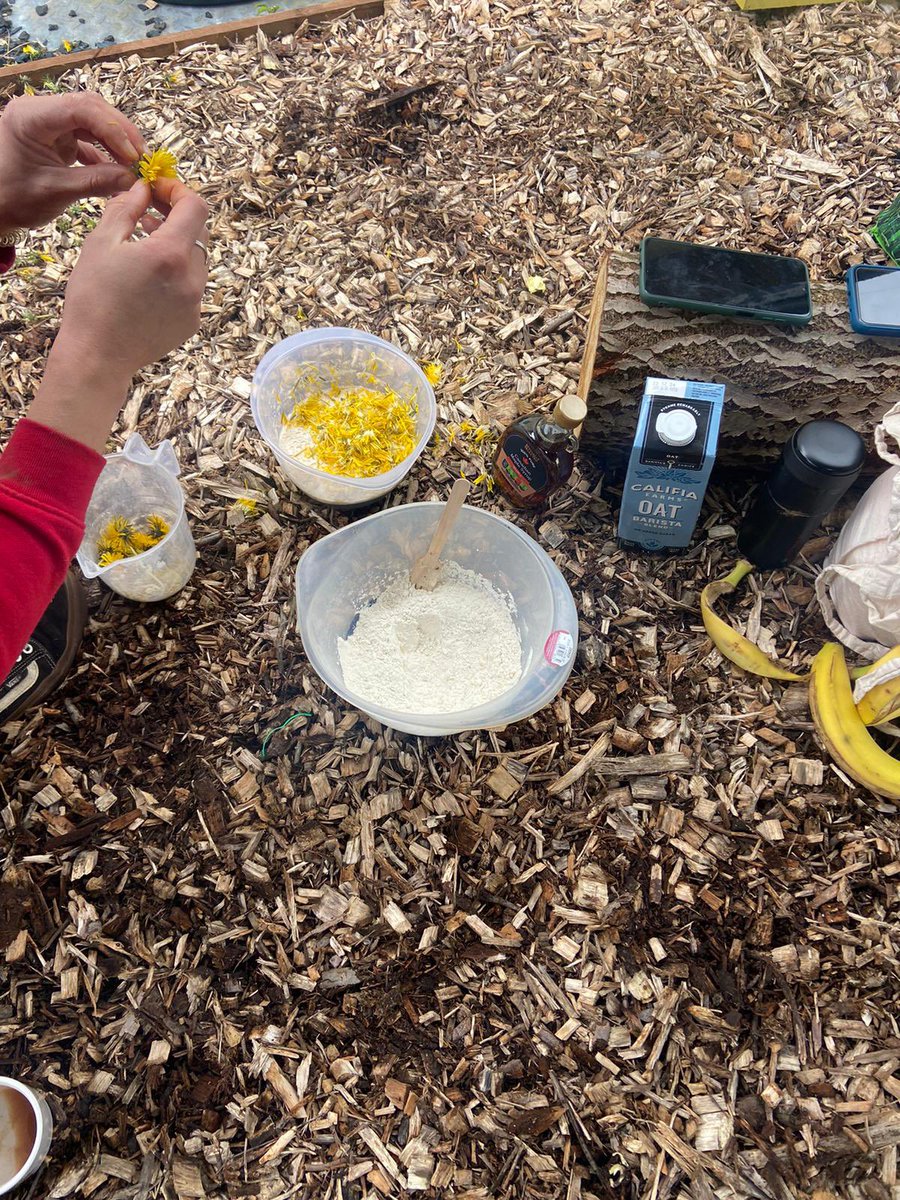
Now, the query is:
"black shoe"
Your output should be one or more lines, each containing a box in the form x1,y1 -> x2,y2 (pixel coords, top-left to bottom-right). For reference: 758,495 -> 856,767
0,571 -> 87,722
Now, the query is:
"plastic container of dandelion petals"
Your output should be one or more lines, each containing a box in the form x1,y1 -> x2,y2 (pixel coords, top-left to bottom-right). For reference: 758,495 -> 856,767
251,328 -> 436,508
76,434 -> 197,602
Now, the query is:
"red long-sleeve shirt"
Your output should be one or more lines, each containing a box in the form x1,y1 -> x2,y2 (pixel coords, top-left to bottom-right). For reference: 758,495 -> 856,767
0,418 -> 104,680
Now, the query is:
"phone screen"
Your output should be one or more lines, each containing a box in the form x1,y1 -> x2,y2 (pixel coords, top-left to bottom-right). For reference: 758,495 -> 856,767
642,237 -> 810,317
855,267 -> 900,327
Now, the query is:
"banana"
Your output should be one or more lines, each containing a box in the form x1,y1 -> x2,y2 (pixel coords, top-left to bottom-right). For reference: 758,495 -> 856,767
701,559 -> 806,681
850,644 -> 900,681
809,642 -> 900,799
856,672 -> 900,727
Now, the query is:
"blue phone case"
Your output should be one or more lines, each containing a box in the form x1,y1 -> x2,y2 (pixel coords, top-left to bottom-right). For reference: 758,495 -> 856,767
847,265 -> 900,338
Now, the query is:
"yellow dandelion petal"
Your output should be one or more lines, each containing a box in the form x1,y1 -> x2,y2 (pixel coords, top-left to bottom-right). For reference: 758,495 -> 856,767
98,550 -> 125,568
422,361 -> 443,387
136,148 -> 179,185
62,40 -> 73,52
281,377 -> 418,478
236,497 -> 258,515
22,45 -> 40,59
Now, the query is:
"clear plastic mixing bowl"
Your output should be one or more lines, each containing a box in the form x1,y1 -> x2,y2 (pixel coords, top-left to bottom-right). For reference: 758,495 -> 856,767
251,328 -> 436,507
295,503 -> 579,736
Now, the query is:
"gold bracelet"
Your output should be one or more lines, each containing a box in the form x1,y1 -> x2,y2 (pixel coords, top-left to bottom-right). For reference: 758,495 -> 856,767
0,229 -> 25,247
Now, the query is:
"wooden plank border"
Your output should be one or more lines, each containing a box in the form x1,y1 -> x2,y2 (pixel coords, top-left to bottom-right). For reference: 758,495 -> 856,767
0,0 -> 383,89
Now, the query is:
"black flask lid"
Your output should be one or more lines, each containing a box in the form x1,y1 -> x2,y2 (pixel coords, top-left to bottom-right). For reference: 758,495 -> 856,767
777,420 -> 866,510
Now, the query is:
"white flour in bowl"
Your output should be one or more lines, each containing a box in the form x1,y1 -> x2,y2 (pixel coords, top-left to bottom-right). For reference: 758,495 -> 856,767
280,424 -> 314,461
338,562 -> 522,714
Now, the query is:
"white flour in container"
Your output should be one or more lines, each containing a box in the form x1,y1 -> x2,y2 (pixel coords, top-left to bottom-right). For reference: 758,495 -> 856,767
280,424 -> 314,461
338,562 -> 522,714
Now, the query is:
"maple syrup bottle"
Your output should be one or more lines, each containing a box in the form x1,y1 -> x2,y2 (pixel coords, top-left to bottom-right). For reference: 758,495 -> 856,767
492,395 -> 587,510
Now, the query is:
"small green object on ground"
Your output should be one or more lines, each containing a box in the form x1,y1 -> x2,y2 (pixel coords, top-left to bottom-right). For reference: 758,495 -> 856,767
260,710 -> 312,759
873,197 -> 900,265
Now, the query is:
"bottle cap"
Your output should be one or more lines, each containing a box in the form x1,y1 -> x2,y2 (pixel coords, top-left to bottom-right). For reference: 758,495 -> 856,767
655,407 -> 697,448
775,419 -> 867,512
552,394 -> 587,431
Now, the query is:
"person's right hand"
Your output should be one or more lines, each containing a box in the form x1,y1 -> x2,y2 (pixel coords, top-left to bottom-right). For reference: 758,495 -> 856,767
53,176 -> 209,384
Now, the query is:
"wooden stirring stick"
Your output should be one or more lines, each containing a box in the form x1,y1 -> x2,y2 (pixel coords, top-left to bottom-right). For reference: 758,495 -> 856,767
574,250 -> 610,438
410,477 -> 470,591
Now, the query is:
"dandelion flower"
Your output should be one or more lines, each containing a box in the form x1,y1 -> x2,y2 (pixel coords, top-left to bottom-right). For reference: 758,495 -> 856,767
146,514 -> 170,539
62,40 -> 74,53
130,532 -> 158,553
236,497 -> 258,515
21,45 -> 40,59
97,513 -> 168,566
422,361 -> 443,387
136,148 -> 179,185
102,517 -> 137,551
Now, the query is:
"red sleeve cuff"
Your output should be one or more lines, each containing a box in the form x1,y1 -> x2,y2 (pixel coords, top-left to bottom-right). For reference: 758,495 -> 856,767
0,247 -> 15,274
0,418 -> 105,516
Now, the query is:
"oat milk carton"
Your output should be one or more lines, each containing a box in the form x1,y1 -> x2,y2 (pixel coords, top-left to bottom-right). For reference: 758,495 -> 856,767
617,377 -> 725,551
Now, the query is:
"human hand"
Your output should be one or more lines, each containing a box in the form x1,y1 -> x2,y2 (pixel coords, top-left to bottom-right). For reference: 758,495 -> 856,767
55,177 -> 209,382
0,92 -> 145,236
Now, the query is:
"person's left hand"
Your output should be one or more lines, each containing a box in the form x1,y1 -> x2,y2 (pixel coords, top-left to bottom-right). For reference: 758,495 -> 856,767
0,92 -> 147,236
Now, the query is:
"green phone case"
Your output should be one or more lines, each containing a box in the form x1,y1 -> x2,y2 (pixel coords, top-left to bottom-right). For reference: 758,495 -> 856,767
639,239 -> 813,326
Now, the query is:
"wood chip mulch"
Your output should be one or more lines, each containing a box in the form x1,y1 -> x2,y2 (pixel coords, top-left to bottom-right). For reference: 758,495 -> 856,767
1,2 -> 899,1197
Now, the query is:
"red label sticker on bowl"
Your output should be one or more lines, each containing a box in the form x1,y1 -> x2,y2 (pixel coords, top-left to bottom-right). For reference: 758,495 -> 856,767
544,630 -> 574,667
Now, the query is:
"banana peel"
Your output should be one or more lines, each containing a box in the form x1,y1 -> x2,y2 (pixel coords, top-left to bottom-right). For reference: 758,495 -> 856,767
809,643 -> 900,799
850,643 -> 900,681
854,662 -> 900,727
857,690 -> 900,727
700,560 -> 900,789
701,559 -> 806,682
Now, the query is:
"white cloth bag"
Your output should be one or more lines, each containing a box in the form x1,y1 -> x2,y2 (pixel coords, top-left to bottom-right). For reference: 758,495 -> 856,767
816,402 -> 900,663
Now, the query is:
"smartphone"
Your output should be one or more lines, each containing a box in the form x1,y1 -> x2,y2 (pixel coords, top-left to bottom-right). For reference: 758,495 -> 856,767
640,237 -> 813,325
847,264 -> 900,338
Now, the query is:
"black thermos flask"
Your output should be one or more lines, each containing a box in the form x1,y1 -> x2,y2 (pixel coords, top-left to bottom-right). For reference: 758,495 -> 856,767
737,420 -> 866,569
